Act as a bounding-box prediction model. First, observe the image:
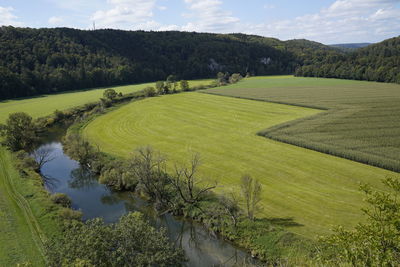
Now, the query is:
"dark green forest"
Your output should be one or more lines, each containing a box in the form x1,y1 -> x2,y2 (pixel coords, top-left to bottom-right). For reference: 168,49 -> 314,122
0,26 -> 398,100
296,36 -> 400,83
0,27 -> 339,100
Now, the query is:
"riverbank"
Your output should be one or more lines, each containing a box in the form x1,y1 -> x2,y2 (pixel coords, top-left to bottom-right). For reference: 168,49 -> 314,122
34,130 -> 257,266
0,147 -> 62,266
66,105 -> 316,264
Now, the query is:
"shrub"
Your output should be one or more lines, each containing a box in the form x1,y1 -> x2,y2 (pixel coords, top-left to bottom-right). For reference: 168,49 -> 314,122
51,193 -> 72,208
99,164 -> 138,191
59,208 -> 82,221
180,80 -> 189,91
53,109 -> 65,121
229,73 -> 243,84
143,86 -> 157,97
15,150 -> 38,170
103,89 -> 117,100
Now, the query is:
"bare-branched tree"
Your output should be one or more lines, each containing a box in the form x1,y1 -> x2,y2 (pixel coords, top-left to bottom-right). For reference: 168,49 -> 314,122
33,144 -> 56,171
170,153 -> 217,206
131,146 -> 172,209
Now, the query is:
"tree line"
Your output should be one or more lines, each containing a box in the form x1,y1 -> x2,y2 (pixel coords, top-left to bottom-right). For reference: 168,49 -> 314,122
296,36 -> 400,83
0,26 -> 344,100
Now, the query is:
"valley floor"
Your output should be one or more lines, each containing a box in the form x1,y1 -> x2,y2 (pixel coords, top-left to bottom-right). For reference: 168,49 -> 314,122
82,91 -> 396,238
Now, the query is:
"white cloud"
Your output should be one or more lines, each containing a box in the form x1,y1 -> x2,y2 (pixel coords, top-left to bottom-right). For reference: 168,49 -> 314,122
182,0 -> 239,32
48,16 -> 64,25
46,0 -> 400,43
244,0 -> 400,43
0,6 -> 22,26
91,0 -> 159,30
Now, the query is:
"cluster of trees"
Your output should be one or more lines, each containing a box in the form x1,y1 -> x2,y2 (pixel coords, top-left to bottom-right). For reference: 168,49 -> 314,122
296,36 -> 400,83
46,212 -> 185,266
64,138 -> 263,223
0,27 -> 310,100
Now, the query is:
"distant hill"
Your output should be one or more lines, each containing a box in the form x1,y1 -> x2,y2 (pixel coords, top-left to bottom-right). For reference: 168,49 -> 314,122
330,43 -> 372,50
0,27 -> 397,101
296,36 -> 400,83
0,27 -> 343,100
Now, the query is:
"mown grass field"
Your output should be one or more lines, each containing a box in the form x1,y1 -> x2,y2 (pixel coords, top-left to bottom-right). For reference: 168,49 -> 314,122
0,79 -> 212,123
82,92 -> 396,238
0,147 -> 61,266
205,76 -> 400,172
0,79 -> 212,264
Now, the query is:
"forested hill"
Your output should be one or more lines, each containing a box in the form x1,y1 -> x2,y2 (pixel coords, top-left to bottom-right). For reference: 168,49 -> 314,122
0,27 -> 341,100
329,43 -> 372,50
296,36 -> 400,83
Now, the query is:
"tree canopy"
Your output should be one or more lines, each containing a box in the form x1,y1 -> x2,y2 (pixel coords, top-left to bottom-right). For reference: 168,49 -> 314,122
0,112 -> 36,151
296,36 -> 400,84
46,212 -> 185,267
0,27 -> 340,100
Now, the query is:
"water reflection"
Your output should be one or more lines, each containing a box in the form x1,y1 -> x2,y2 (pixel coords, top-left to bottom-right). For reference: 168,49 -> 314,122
69,167 -> 98,190
37,140 -> 257,266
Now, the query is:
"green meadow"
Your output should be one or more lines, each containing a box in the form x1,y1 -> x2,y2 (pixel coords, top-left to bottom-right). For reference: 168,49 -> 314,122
82,92 -> 396,238
0,79 -> 212,123
205,76 -> 400,172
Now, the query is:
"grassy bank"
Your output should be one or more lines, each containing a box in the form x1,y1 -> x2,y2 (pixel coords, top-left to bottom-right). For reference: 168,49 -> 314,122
81,92 -> 395,238
0,147 -> 61,266
205,76 -> 400,172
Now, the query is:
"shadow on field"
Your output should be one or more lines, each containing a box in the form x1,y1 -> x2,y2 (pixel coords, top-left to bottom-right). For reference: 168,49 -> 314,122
264,217 -> 303,228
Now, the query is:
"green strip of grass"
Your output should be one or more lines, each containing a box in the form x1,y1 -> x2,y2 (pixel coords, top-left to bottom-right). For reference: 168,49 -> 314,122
0,79 -> 213,123
82,92 -> 396,238
0,147 -> 61,266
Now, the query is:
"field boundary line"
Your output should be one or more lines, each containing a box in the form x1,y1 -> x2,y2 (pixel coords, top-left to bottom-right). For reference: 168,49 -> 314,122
200,91 -> 400,173
201,91 -> 329,110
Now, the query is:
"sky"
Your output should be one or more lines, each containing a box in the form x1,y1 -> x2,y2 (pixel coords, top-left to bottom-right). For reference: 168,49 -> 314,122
0,0 -> 399,44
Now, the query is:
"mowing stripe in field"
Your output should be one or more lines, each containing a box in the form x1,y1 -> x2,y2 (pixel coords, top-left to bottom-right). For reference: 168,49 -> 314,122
205,76 -> 400,172
82,92 -> 395,238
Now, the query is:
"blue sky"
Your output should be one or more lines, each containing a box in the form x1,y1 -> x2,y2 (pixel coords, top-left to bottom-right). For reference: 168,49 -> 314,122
1,0 -> 399,44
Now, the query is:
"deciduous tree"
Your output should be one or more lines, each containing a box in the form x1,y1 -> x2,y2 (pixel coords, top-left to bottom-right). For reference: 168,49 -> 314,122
0,112 -> 36,151
240,174 -> 262,220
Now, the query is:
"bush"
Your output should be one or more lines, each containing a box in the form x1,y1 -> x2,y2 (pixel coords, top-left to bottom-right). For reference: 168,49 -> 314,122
15,150 -> 38,170
59,208 -> 82,221
229,73 -> 243,84
51,193 -> 72,208
143,86 -> 157,97
99,164 -> 138,191
180,80 -> 189,91
53,109 -> 65,121
103,89 -> 117,100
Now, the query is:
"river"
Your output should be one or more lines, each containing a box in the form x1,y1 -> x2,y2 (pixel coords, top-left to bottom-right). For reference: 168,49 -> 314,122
35,129 -> 257,267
